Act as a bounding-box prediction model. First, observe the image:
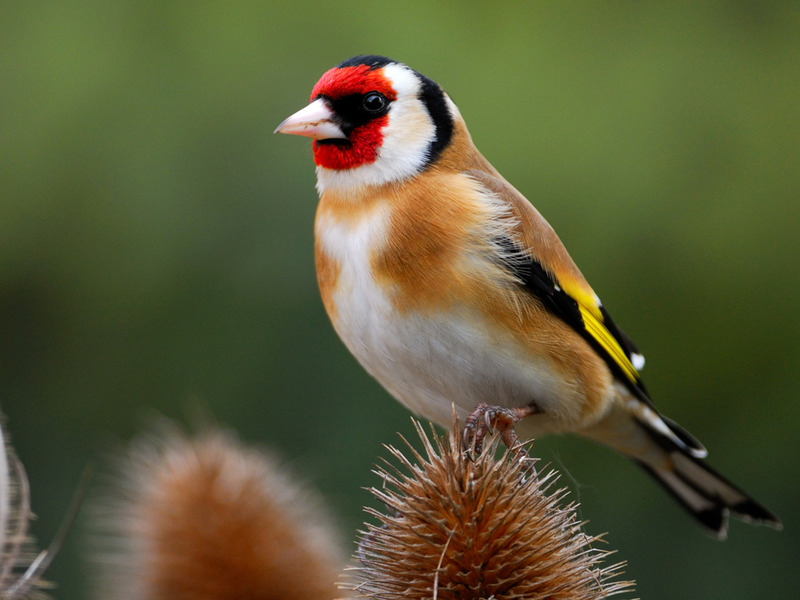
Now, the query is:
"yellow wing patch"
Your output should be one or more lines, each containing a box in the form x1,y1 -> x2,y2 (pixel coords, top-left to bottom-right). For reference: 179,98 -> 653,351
562,281 -> 640,384
578,305 -> 639,383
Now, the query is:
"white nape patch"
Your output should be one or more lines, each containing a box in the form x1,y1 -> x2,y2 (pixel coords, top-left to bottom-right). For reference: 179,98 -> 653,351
444,95 -> 461,121
315,63 -> 440,193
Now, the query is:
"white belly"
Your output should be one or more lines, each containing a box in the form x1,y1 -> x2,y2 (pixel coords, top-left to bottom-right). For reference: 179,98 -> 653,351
317,206 -> 579,437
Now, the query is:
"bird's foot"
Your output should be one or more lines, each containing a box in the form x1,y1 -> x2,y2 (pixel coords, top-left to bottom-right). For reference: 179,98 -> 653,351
462,402 -> 540,459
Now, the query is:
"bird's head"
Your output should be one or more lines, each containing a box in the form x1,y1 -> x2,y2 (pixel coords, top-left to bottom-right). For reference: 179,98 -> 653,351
275,55 -> 456,191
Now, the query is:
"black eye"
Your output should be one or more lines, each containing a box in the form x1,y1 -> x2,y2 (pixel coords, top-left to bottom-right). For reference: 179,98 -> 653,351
362,92 -> 387,113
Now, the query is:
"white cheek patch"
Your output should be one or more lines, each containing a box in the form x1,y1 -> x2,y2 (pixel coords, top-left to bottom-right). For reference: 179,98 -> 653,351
316,64 -> 440,193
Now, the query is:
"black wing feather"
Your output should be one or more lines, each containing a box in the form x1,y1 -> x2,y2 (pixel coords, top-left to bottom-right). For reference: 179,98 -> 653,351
495,236 -> 653,404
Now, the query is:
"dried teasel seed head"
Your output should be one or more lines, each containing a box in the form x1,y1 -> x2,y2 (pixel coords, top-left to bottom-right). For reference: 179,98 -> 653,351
90,421 -> 344,600
342,420 -> 635,600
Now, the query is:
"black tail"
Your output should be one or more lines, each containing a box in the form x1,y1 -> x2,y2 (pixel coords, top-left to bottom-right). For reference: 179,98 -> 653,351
635,448 -> 782,539
580,401 -> 782,537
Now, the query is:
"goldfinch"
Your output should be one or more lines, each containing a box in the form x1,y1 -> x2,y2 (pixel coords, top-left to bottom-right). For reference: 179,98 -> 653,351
276,55 -> 781,537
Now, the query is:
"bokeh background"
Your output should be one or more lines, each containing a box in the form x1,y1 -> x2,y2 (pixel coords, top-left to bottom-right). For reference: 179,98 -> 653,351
2,2 -> 799,598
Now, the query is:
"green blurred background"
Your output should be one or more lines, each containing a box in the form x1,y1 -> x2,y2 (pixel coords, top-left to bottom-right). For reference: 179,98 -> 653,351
2,1 -> 798,598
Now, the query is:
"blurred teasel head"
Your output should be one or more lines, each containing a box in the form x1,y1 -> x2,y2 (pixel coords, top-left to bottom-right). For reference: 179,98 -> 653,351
89,421 -> 344,600
0,414 -> 50,600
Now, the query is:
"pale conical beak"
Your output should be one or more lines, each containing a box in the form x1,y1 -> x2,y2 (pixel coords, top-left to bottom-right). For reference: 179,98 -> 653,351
274,98 -> 347,140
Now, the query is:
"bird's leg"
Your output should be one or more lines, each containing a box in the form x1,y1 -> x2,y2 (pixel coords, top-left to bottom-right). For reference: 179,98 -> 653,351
463,402 -> 541,458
